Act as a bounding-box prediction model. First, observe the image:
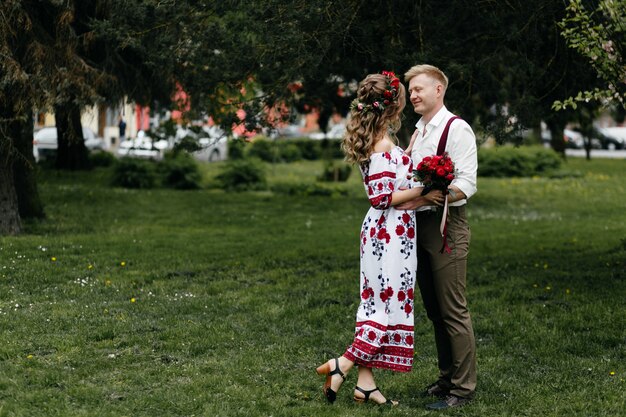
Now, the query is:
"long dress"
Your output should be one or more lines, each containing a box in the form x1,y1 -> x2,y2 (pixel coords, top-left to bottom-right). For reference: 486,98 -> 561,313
343,146 -> 417,372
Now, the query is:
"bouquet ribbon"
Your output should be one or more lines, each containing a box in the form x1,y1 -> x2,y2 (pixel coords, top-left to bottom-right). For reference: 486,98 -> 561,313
440,193 -> 451,254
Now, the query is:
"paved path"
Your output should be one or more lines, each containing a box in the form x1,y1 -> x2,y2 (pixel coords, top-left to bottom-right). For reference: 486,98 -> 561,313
565,149 -> 626,159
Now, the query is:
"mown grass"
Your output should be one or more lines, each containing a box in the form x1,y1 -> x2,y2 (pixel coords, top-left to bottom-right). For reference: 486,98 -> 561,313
0,157 -> 624,417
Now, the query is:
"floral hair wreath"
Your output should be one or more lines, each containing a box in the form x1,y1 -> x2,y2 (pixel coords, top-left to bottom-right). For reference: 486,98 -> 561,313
350,70 -> 401,114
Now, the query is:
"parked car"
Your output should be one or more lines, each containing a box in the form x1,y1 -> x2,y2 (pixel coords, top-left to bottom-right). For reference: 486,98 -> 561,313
33,126 -> 105,161
116,131 -> 167,160
597,127 -> 626,150
562,128 -> 602,149
176,125 -> 228,162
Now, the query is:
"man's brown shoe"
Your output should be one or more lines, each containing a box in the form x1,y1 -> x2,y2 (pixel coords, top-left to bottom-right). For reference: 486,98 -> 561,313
422,382 -> 449,398
426,394 -> 471,410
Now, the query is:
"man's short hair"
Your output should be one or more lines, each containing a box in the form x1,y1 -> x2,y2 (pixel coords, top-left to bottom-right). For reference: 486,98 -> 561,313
404,65 -> 449,91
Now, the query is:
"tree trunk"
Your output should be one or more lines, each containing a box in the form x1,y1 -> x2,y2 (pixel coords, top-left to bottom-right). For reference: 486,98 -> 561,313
547,120 -> 566,159
0,155 -> 21,236
54,102 -> 91,170
13,110 -> 45,218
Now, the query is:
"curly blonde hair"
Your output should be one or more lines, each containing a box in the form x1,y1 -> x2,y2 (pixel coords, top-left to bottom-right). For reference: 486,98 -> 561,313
342,73 -> 406,164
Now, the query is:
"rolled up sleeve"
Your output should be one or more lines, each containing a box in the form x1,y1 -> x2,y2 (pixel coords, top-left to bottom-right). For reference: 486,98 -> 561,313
449,122 -> 478,200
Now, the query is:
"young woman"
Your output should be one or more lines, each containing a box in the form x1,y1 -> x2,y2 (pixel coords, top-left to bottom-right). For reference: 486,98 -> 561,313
316,72 -> 443,405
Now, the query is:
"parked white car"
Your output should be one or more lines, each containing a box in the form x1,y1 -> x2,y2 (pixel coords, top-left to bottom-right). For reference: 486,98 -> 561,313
597,127 -> 626,150
33,126 -> 105,162
116,131 -> 167,160
177,125 -> 228,162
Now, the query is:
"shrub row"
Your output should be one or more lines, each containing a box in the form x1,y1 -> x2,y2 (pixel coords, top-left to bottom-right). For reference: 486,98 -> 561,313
229,137 -> 344,162
111,151 -> 202,189
477,146 -> 562,177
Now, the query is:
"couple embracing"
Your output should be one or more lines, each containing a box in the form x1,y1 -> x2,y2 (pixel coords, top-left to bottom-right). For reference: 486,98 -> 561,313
316,65 -> 478,410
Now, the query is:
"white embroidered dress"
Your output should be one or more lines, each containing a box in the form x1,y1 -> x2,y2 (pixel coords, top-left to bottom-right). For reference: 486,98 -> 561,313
343,146 -> 417,372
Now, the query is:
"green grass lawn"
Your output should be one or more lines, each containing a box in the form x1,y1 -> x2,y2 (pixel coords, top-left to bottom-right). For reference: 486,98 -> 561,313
0,157 -> 624,416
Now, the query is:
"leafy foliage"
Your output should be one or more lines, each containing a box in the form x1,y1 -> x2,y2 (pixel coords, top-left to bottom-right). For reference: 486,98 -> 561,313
111,158 -> 157,189
554,0 -> 626,110
216,158 -> 267,191
158,152 -> 202,190
478,147 -> 562,177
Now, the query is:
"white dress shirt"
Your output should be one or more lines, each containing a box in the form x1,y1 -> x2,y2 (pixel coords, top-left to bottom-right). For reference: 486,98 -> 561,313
410,106 -> 478,209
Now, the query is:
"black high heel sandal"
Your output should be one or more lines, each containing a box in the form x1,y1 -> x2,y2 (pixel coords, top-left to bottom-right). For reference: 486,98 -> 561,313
353,386 -> 397,406
316,357 -> 346,403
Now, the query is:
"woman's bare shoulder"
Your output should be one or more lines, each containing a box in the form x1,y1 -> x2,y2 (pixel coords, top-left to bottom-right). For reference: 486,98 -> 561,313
372,137 -> 395,153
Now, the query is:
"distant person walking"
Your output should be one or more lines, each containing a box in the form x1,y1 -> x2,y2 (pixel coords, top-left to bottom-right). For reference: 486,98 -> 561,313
400,64 -> 478,410
118,116 -> 127,143
315,71 -> 443,406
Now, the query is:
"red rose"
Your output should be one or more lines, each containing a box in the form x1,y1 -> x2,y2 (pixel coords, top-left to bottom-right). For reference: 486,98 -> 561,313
383,99 -> 390,105
383,90 -> 393,99
402,155 -> 410,165
393,333 -> 401,343
370,227 -> 376,237
436,167 -> 446,177
390,78 -> 400,88
407,227 -> 415,238
404,303 -> 412,314
446,174 -> 454,181
407,288 -> 414,299
406,335 -> 414,345
395,225 -> 405,236
397,291 -> 406,302
361,289 -> 370,299
423,156 -> 432,162
417,162 -> 424,170
368,331 -> 377,341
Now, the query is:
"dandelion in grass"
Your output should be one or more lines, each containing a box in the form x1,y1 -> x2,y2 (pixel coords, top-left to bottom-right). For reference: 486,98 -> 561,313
566,289 -> 571,294
88,264 -> 93,270
130,298 -> 136,303
545,286 -> 551,291
543,263 -> 548,269
105,280 -> 112,286
26,354 -> 33,359
120,261 -> 126,267
609,371 -> 615,376
533,283 -> 538,288
51,257 -> 57,262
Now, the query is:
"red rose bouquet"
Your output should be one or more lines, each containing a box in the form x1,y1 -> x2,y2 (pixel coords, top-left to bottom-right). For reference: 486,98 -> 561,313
412,152 -> 456,254
412,152 -> 455,196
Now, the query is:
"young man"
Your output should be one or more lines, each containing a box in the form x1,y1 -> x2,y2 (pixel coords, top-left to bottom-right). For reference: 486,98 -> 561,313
398,64 -> 478,410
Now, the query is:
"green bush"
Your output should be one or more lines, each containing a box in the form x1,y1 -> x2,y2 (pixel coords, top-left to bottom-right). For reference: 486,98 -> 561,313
277,142 -> 303,162
228,139 -> 246,160
216,158 -> 267,191
320,138 -> 344,159
271,182 -> 349,197
289,138 -> 322,160
159,151 -> 202,189
318,161 -> 352,182
478,146 -> 562,177
246,138 -> 278,162
111,158 -> 157,189
89,150 -> 116,167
